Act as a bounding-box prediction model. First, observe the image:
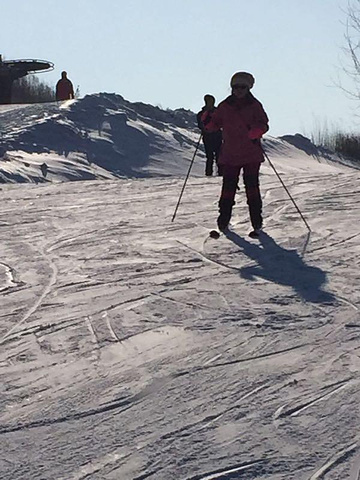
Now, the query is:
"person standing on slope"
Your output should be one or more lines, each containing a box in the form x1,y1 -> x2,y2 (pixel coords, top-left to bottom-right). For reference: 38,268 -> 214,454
197,95 -> 223,176
56,71 -> 75,101
201,72 -> 269,237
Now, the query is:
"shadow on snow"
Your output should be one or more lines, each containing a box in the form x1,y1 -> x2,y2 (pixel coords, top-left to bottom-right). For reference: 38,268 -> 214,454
225,230 -> 335,304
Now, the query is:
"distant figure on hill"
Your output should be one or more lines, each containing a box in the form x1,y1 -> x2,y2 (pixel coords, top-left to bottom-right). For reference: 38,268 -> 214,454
197,95 -> 222,176
56,71 -> 74,101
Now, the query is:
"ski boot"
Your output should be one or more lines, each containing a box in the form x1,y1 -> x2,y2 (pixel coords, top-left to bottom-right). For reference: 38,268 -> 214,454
249,223 -> 262,239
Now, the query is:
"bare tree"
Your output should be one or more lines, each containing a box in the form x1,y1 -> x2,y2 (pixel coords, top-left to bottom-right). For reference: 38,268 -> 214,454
343,0 -> 360,99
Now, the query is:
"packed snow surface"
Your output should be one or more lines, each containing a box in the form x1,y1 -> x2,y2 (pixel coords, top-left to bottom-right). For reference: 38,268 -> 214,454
1,95 -> 360,480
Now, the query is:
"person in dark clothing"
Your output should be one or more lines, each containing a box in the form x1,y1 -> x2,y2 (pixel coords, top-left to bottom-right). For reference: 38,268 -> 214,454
202,72 -> 269,236
197,95 -> 222,176
56,71 -> 75,101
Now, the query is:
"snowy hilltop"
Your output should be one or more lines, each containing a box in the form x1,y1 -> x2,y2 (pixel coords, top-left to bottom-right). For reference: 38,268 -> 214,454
1,94 -> 360,480
0,93 -> 358,183
0,94 -> 202,182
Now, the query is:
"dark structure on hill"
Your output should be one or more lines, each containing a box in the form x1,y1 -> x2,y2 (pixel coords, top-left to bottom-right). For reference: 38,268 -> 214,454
0,55 -> 54,104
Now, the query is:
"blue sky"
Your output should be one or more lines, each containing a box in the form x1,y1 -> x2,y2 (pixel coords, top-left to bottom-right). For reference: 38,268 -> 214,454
1,0 -> 357,136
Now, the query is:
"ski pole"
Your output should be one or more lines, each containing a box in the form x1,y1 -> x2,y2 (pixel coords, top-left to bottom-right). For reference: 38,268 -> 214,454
263,149 -> 312,232
171,133 -> 202,222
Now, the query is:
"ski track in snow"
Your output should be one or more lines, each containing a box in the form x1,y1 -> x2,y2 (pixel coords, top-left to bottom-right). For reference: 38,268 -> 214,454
1,175 -> 359,480
349,452 -> 360,480
0,241 -> 59,344
1,98 -> 360,479
0,261 -> 19,292
309,443 -> 358,479
1,174 -> 360,480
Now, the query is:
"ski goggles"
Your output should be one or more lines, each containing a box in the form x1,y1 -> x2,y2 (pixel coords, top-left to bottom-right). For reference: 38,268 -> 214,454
232,84 -> 249,90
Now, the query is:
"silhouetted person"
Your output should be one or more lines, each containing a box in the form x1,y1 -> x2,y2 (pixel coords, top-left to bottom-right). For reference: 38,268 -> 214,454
56,71 -> 74,101
197,95 -> 222,176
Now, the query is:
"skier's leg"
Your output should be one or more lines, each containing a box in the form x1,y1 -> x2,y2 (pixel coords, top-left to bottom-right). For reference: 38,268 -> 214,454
204,140 -> 214,176
215,145 -> 223,176
217,165 -> 240,230
213,133 -> 223,176
243,162 -> 262,230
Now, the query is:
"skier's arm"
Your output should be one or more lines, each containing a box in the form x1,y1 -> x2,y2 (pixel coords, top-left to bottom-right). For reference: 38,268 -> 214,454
201,109 -> 222,132
196,111 -> 205,131
248,102 -> 269,139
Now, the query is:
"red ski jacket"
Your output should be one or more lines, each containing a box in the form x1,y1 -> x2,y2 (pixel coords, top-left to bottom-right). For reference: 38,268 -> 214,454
56,78 -> 74,101
202,93 -> 269,167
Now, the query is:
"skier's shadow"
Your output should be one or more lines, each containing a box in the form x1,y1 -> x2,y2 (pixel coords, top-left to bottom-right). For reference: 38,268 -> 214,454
224,230 -> 335,304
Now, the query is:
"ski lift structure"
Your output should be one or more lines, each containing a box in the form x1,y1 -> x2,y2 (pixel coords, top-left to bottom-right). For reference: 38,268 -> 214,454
0,55 -> 54,104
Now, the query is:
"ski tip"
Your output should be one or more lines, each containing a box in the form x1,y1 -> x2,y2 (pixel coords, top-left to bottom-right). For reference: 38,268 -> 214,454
209,230 -> 220,239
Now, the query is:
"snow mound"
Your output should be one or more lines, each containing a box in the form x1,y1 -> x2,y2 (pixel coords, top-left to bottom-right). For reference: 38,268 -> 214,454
0,94 -> 358,184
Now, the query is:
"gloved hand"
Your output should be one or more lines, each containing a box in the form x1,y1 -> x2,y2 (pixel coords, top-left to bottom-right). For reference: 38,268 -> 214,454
248,127 -> 265,140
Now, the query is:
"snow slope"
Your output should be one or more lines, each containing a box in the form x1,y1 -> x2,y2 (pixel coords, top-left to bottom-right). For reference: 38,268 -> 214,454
1,94 -> 360,480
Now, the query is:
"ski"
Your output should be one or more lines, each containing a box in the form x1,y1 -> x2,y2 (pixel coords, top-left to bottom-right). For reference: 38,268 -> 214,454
209,229 -> 261,240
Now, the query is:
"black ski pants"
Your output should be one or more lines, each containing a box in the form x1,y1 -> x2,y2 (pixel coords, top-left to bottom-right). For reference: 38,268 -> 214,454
203,132 -> 222,176
219,162 -> 263,229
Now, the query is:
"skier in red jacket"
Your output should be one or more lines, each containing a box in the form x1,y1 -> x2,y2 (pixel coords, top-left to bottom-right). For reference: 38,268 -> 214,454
202,71 -> 269,237
56,71 -> 75,101
197,95 -> 222,176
